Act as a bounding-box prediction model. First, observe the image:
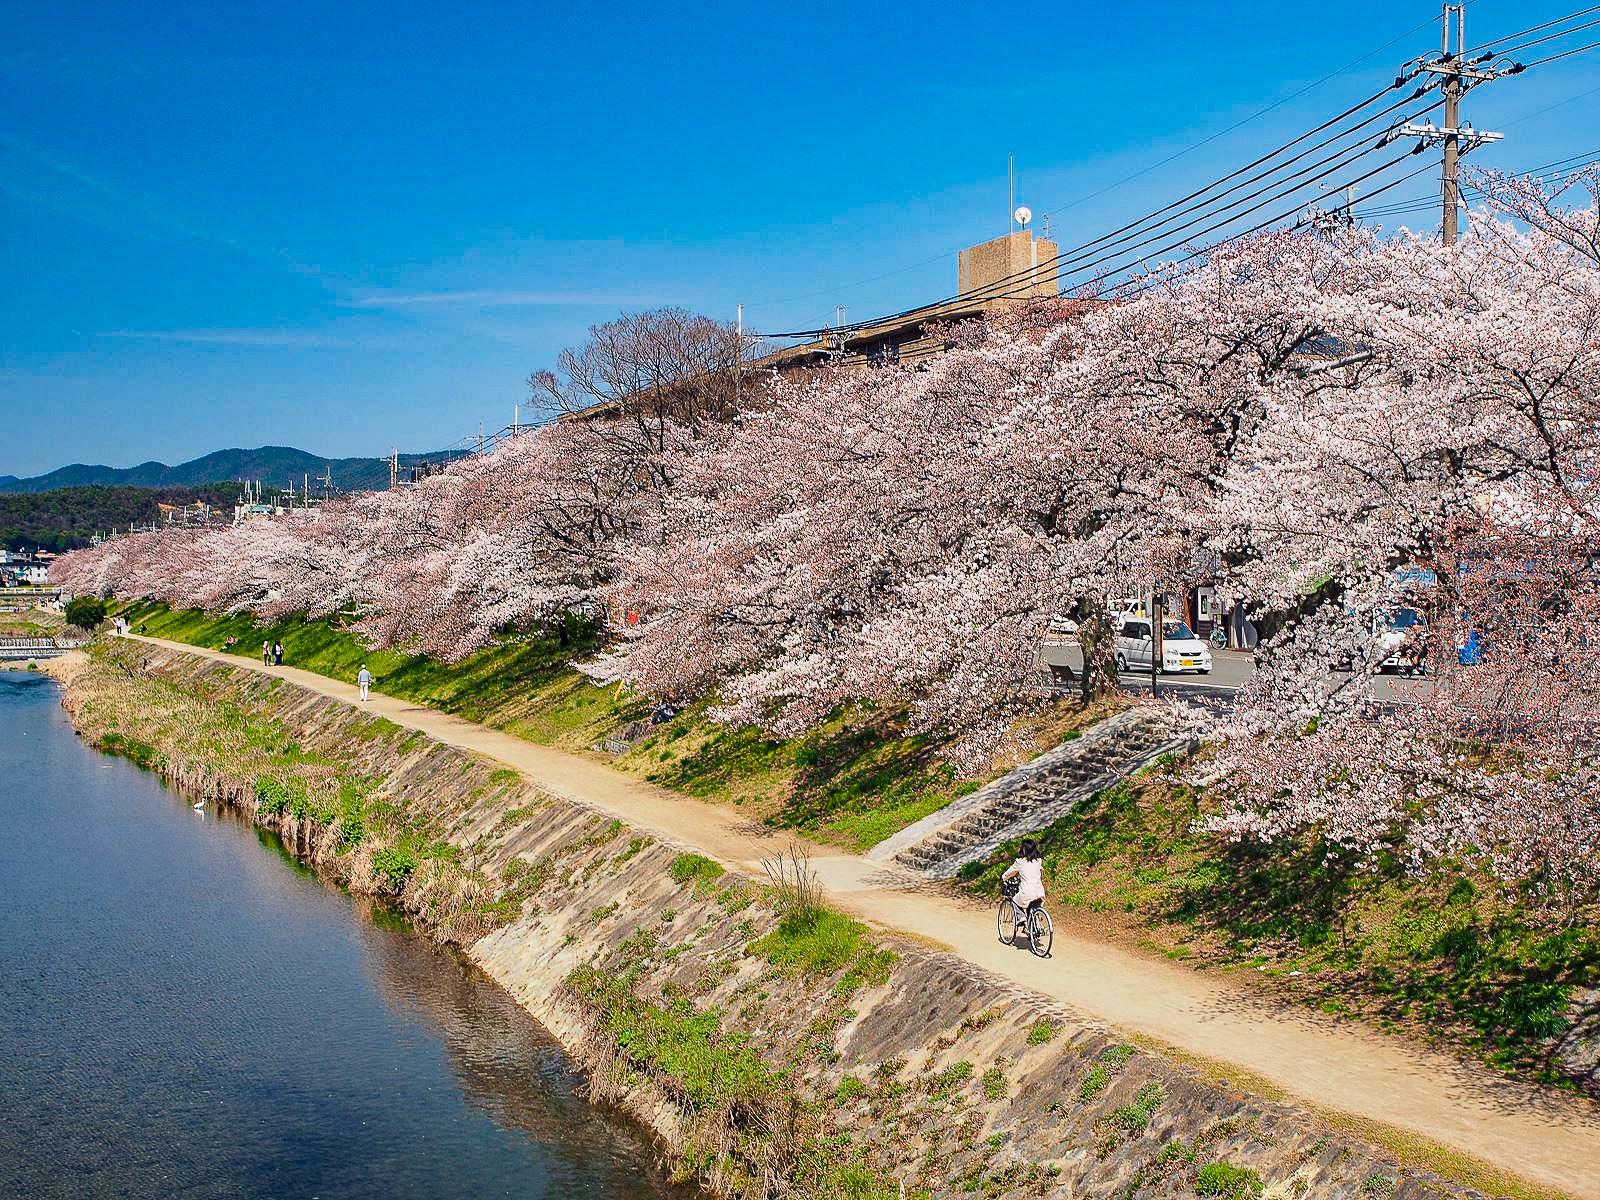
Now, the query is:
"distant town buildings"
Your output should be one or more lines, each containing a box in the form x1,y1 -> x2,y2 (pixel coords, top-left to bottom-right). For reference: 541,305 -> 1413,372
1,548 -> 57,587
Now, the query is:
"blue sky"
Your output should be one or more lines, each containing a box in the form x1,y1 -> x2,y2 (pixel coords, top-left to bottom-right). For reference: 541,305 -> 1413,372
3,0 -> 1597,477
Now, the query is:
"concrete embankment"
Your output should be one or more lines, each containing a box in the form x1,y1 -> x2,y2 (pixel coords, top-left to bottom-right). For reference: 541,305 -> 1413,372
53,646 -> 1486,1200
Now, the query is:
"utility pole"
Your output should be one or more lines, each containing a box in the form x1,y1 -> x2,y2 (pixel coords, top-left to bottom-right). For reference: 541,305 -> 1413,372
735,304 -> 745,405
1394,5 -> 1510,246
1150,595 -> 1162,699
831,305 -> 847,364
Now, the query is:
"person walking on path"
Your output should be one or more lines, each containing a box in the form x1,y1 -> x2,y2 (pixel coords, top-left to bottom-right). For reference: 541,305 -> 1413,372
357,664 -> 372,702
262,640 -> 271,666
272,641 -> 284,666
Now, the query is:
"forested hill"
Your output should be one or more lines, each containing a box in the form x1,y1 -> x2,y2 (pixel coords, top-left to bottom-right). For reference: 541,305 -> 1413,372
1,485 -> 244,552
0,446 -> 455,495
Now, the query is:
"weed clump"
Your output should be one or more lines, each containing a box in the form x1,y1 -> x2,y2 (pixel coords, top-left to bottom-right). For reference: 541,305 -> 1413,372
1195,1162 -> 1265,1200
668,852 -> 724,891
371,845 -> 415,890
981,1067 -> 1008,1101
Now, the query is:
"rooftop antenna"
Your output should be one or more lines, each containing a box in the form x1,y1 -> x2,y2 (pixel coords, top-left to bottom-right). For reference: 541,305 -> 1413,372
1008,153 -> 1016,235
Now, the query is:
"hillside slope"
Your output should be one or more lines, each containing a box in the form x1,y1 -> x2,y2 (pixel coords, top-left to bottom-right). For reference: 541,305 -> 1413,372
0,484 -> 241,551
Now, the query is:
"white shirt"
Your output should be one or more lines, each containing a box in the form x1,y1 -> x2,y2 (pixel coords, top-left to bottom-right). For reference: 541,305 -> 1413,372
1007,857 -> 1045,905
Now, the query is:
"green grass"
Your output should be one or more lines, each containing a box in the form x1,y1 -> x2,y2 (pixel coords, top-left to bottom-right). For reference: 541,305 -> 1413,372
567,962 -> 777,1113
668,852 -> 725,890
120,602 -> 1000,851
1026,1018 -> 1059,1045
1195,1163 -> 1265,1200
957,773 -> 1600,1087
750,908 -> 871,977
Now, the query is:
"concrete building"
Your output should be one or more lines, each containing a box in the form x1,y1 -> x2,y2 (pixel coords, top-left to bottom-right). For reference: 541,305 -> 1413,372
755,229 -> 1063,374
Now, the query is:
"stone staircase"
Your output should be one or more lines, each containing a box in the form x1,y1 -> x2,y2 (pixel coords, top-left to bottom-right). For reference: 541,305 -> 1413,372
869,708 -> 1189,879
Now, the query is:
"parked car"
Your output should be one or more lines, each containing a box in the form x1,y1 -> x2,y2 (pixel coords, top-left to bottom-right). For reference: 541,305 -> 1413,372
1114,616 -> 1213,674
1375,607 -> 1429,675
1046,615 -> 1078,640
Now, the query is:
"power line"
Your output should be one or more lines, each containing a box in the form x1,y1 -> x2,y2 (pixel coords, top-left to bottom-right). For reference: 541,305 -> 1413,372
1521,37 -> 1600,68
1475,12 -> 1600,59
742,10 -> 1455,317
764,79 -> 1434,339
876,158 -> 1442,370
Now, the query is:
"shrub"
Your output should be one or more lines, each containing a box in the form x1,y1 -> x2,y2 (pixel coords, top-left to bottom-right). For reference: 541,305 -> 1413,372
1195,1163 -> 1265,1200
336,814 -> 365,852
1110,1081 -> 1166,1134
254,775 -> 290,817
65,596 -> 107,631
372,846 -> 416,890
761,844 -> 824,927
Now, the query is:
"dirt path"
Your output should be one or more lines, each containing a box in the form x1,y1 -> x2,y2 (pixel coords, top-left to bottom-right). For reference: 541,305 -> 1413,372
132,635 -> 1600,1197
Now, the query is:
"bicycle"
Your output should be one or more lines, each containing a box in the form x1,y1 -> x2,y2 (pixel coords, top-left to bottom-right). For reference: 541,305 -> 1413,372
997,877 -> 1053,957
1208,625 -> 1228,649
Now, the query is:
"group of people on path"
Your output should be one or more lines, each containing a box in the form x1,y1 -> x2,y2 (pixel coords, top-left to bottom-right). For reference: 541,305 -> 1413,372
257,636 -> 373,703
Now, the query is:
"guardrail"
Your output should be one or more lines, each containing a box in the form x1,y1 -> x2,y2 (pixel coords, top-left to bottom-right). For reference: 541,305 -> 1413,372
0,635 -> 74,660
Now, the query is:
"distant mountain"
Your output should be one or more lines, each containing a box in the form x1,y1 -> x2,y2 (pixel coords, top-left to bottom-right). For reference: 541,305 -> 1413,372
0,446 -> 461,495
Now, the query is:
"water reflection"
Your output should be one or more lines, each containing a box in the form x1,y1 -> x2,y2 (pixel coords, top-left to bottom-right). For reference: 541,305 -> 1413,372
0,675 -> 692,1199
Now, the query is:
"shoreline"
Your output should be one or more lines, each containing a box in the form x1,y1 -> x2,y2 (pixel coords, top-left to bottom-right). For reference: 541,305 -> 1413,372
42,642 -> 1576,1200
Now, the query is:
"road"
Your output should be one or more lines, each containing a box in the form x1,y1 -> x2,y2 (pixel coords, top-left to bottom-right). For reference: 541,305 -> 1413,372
1039,641 -> 1426,703
118,634 -> 1600,1199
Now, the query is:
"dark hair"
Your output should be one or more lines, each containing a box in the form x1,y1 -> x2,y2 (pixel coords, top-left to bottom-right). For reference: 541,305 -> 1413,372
1019,838 -> 1042,861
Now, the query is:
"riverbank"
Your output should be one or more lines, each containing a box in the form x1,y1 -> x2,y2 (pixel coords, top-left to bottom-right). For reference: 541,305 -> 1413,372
2,667 -> 687,1199
51,640 -> 1579,1200
112,605 -> 1599,1100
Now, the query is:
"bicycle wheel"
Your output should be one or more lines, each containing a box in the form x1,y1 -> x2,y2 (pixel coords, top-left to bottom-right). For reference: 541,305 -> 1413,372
997,899 -> 1018,946
1028,907 -> 1054,957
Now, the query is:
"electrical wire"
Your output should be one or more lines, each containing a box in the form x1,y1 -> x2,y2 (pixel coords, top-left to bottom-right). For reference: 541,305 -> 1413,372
742,9 -> 1453,314
1482,15 -> 1600,60
762,83 -> 1436,339
1520,38 -> 1600,68
1465,4 -> 1600,57
876,157 -> 1442,368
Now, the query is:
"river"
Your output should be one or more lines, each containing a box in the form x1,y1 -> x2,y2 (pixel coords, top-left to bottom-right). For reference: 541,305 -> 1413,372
0,673 -> 692,1199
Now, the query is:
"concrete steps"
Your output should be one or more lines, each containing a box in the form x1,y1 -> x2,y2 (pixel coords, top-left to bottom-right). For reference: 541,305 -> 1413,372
869,708 -> 1188,879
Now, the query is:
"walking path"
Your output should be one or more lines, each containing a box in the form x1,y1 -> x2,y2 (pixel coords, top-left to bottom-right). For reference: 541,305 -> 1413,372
133,636 -> 1600,1197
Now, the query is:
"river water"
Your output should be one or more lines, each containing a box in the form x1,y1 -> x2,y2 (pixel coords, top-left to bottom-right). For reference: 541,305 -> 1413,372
0,673 -> 690,1199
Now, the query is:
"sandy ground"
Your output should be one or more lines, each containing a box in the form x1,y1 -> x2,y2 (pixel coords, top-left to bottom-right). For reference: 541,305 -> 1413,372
125,635 -> 1600,1196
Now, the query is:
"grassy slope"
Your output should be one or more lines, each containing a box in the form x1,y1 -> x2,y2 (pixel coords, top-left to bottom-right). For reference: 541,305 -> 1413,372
115,604 -> 1595,1089
957,763 -> 1600,1089
117,602 -> 1040,851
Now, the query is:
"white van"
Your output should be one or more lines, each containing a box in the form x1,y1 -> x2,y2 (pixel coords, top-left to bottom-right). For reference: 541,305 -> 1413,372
1114,616 -> 1213,675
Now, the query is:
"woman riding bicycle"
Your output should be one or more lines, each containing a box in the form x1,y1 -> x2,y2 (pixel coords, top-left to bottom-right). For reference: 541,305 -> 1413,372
1002,839 -> 1046,913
